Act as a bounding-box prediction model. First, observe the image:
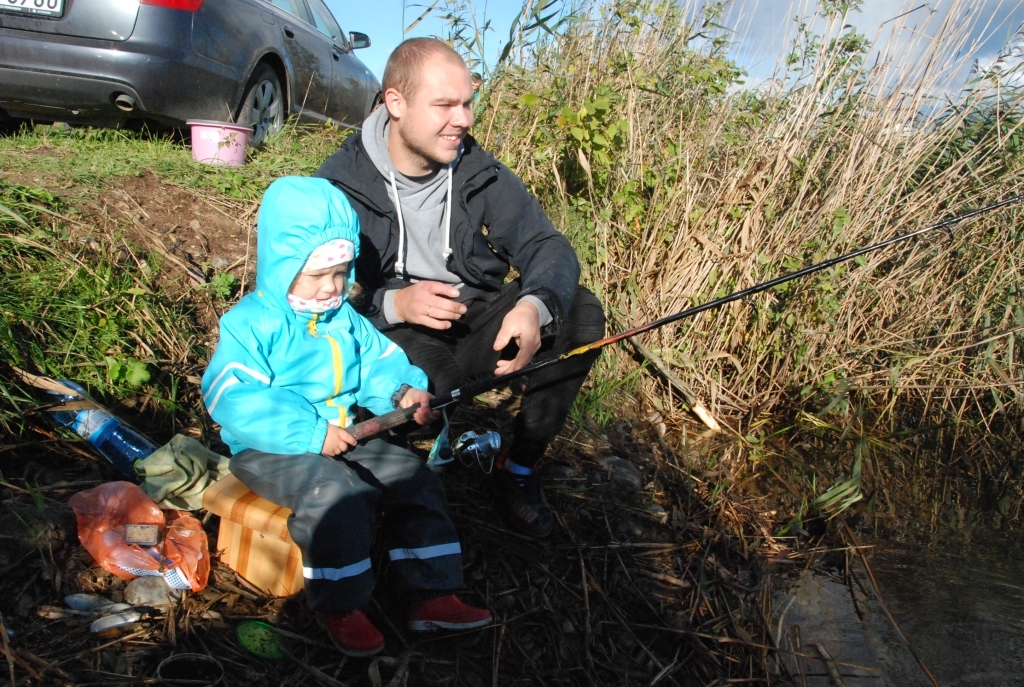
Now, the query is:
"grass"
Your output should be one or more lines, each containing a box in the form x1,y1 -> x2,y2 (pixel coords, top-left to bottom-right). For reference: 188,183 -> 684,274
0,183 -> 191,440
1,0 -> 1022,526
467,0 -> 1024,521
0,123 -> 354,446
568,355 -> 646,429
482,0 -> 1023,421
0,122 -> 351,199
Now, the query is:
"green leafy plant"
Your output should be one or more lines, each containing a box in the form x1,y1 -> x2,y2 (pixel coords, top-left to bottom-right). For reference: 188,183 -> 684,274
206,271 -> 238,300
105,357 -> 151,388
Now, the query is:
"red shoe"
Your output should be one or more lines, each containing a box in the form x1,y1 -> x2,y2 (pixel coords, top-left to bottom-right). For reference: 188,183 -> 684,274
408,594 -> 492,632
316,609 -> 385,657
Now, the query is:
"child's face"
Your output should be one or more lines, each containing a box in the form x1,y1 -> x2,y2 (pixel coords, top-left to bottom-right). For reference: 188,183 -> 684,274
290,263 -> 349,301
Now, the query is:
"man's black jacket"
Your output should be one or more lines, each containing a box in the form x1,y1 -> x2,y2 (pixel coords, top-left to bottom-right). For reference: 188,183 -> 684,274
314,132 -> 581,332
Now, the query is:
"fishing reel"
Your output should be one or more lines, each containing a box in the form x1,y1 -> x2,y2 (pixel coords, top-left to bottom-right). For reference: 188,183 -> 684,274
427,410 -> 501,473
452,431 -> 501,469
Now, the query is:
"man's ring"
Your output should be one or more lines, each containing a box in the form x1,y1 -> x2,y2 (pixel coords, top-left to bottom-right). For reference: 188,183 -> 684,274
426,306 -> 432,318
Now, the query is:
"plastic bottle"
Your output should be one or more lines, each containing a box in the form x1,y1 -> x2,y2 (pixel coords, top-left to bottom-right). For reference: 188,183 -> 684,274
46,380 -> 158,477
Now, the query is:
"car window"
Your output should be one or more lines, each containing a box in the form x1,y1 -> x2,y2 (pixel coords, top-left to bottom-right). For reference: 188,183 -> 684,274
305,0 -> 345,45
269,0 -> 311,24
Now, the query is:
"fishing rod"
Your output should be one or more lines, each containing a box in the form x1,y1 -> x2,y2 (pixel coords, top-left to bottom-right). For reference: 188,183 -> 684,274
347,193 -> 1024,441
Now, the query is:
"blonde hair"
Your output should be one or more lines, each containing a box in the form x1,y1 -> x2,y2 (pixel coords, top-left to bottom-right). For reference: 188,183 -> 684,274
382,38 -> 467,102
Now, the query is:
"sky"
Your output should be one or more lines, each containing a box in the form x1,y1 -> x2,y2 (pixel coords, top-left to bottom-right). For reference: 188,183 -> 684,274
726,0 -> 1024,87
324,1 -> 525,80
325,0 -> 1024,89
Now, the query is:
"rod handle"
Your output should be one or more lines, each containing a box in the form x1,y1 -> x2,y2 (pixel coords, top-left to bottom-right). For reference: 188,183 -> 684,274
347,404 -> 419,442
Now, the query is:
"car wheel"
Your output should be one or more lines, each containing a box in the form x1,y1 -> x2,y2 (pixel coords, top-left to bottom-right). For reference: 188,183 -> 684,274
370,91 -> 383,115
238,64 -> 284,146
0,110 -> 28,136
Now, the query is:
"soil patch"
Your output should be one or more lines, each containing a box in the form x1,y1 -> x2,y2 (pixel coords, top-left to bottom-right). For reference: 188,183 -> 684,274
56,172 -> 260,333
97,173 -> 255,275
1,165 -> 257,292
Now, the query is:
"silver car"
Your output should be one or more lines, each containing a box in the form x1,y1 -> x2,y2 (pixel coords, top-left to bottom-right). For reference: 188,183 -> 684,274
0,0 -> 381,143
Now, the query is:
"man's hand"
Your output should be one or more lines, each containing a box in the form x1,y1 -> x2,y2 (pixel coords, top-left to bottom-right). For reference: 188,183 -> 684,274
393,281 -> 466,329
322,424 -> 357,455
399,387 -> 440,425
493,300 -> 542,375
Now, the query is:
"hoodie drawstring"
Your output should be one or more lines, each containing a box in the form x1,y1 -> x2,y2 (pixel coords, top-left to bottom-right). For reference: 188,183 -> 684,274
442,165 -> 454,262
388,171 -> 407,278
388,164 -> 454,279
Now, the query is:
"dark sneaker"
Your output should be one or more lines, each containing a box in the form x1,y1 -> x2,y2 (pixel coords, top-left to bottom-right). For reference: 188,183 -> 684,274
494,468 -> 554,537
317,609 -> 385,657
408,594 -> 492,631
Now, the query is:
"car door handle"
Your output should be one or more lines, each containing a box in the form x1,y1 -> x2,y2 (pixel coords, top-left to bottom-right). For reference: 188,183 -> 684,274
331,50 -> 340,61
283,25 -> 294,39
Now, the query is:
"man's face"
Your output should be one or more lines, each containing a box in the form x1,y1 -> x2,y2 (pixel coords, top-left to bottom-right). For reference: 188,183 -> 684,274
386,55 -> 475,170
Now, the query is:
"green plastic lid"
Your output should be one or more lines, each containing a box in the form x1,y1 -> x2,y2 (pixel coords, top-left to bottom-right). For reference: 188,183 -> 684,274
235,621 -> 290,660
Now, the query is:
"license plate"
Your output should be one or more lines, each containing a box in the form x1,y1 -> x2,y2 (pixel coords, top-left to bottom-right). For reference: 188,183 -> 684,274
0,0 -> 65,17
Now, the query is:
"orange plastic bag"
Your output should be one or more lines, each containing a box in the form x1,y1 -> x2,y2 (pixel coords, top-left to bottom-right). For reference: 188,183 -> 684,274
69,482 -> 209,592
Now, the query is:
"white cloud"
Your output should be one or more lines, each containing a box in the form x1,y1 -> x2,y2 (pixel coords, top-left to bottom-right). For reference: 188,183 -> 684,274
720,0 -> 1024,92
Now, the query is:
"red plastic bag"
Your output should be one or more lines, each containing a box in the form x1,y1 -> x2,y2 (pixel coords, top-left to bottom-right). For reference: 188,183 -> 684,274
69,482 -> 209,592
163,511 -> 210,591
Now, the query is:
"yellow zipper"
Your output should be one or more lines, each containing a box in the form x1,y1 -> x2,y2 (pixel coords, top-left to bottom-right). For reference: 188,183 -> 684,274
308,314 -> 347,427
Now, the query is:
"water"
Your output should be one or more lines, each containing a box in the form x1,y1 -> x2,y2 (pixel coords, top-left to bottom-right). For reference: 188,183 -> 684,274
774,540 -> 1024,686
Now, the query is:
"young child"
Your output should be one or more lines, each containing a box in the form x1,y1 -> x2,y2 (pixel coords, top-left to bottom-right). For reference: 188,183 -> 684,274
201,177 -> 490,657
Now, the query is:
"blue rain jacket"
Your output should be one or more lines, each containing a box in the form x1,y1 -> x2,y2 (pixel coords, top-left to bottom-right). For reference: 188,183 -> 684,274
201,177 -> 428,455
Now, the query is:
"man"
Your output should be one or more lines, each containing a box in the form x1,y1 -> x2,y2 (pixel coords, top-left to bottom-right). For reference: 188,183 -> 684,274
315,38 -> 605,537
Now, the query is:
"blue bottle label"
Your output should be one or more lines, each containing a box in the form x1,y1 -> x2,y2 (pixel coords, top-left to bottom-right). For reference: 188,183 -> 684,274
73,409 -> 115,441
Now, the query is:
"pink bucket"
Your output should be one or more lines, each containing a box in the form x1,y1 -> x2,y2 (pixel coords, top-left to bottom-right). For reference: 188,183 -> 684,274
186,120 -> 251,166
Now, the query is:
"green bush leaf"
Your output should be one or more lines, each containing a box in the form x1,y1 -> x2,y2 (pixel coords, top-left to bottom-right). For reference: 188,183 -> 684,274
207,272 -> 238,300
124,360 -> 150,388
105,356 -> 124,383
105,356 -> 151,387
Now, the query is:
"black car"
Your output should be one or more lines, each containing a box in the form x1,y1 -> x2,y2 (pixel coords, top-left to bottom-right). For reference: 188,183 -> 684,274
0,0 -> 381,143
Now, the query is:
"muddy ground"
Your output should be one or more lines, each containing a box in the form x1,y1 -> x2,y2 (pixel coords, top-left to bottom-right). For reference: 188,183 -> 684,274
0,171 -> 809,686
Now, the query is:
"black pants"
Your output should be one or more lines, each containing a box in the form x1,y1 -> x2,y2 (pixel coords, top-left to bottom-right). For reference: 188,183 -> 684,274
230,439 -> 464,613
384,283 -> 606,468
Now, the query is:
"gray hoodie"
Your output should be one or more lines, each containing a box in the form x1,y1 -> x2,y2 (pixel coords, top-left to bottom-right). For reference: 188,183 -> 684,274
361,106 -> 550,326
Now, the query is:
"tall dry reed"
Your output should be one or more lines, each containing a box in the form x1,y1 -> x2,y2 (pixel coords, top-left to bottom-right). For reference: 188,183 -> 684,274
477,0 -> 1024,439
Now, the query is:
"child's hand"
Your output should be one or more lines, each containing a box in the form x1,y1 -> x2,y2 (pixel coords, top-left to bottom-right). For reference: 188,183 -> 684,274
399,388 -> 440,425
322,424 -> 357,455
